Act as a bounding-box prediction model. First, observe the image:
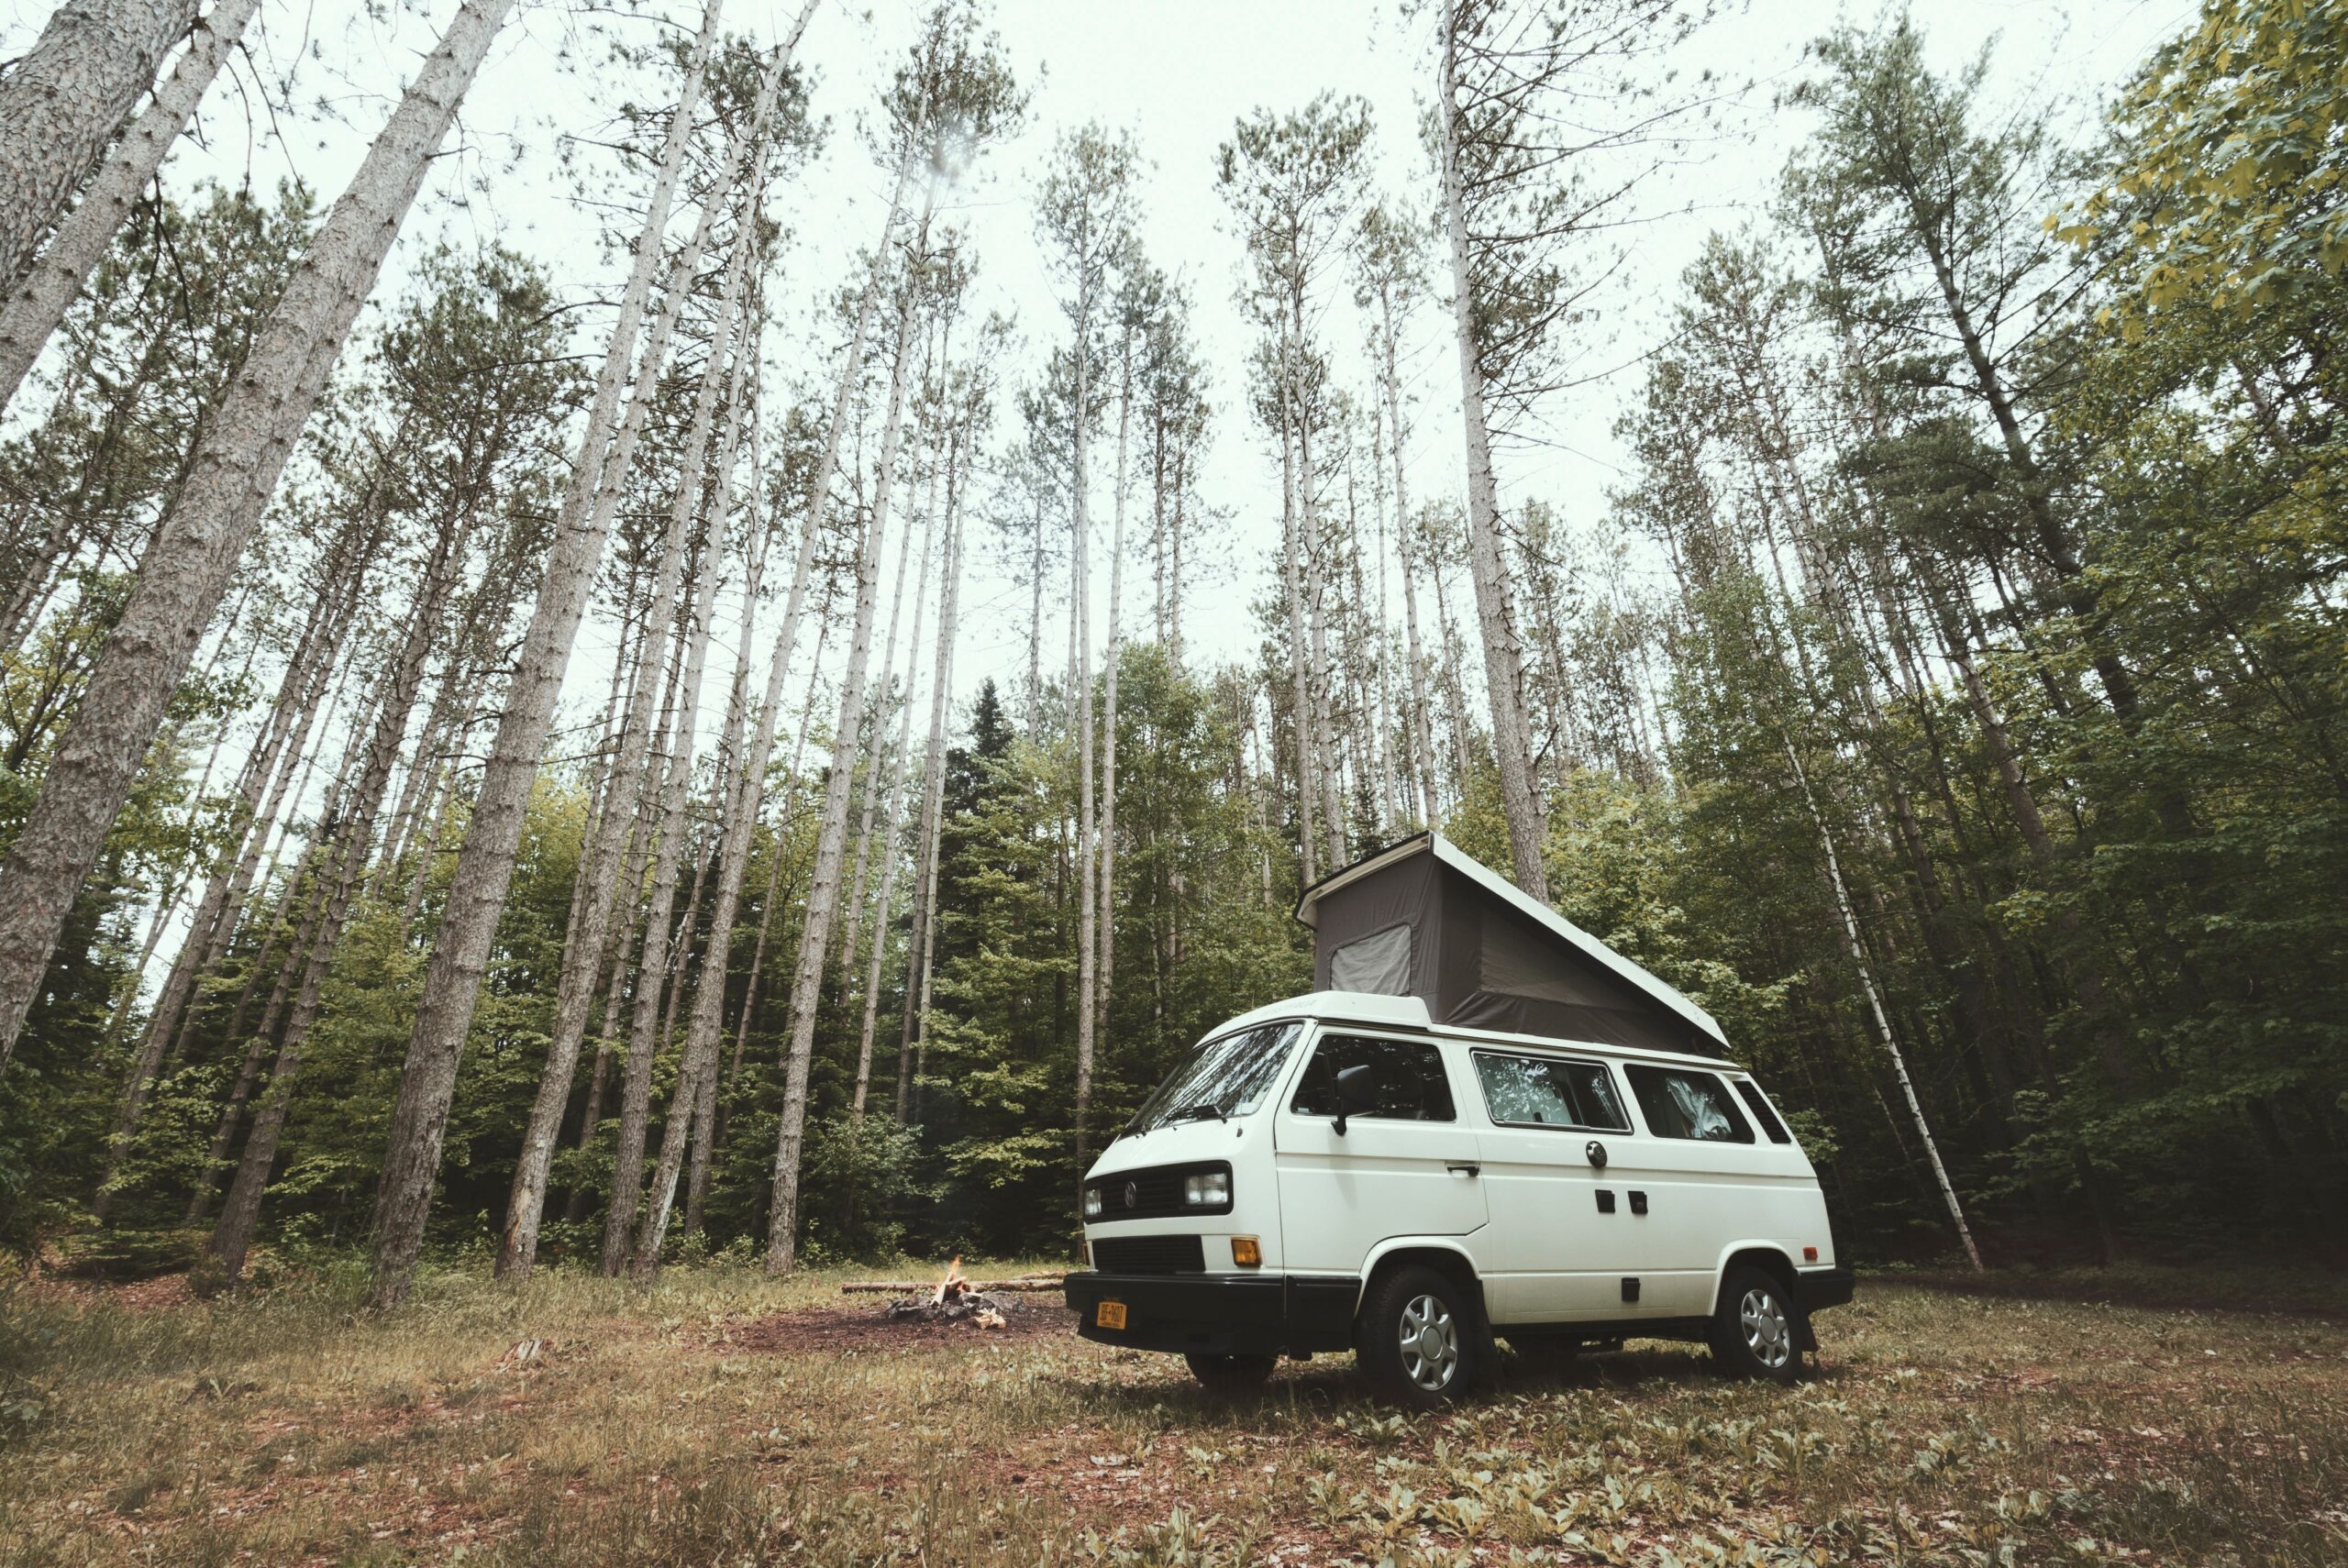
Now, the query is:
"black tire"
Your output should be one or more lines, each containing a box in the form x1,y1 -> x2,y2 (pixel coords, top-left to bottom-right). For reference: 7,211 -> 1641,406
1184,1353 -> 1277,1393
1357,1264 -> 1479,1409
1709,1264 -> 1805,1385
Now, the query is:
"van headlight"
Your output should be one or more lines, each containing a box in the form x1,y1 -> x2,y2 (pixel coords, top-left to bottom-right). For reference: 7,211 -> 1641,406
1082,1185 -> 1103,1220
1183,1170 -> 1230,1208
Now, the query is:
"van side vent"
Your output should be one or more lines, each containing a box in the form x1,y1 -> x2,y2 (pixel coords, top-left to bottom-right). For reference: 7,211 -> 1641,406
1628,1190 -> 1648,1215
1594,1189 -> 1616,1214
1620,1276 -> 1641,1303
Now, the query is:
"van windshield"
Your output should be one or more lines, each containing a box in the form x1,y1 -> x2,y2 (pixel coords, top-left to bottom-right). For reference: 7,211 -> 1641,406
1123,1021 -> 1303,1137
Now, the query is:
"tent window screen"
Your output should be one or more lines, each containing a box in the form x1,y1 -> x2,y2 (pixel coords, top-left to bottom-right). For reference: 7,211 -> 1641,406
1624,1066 -> 1754,1143
1473,1051 -> 1629,1132
1330,923 -> 1412,995
1290,1034 -> 1455,1121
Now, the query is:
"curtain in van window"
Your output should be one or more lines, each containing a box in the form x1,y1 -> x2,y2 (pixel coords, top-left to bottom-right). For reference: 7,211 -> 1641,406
1330,923 -> 1412,994
1623,1065 -> 1754,1142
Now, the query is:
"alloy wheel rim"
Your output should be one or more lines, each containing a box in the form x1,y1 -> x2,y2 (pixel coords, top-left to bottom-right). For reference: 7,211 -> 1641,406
1398,1293 -> 1458,1390
1740,1286 -> 1791,1369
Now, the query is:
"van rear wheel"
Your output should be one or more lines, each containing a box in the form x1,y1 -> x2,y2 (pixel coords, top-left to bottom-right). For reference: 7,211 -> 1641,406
1710,1264 -> 1804,1385
1358,1265 -> 1478,1409
1184,1353 -> 1276,1393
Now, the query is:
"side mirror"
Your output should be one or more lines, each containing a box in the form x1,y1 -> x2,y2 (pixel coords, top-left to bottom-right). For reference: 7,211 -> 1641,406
1333,1063 -> 1377,1135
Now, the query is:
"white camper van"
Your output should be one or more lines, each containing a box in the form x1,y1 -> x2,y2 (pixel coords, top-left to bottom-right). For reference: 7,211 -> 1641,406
1063,834 -> 1852,1407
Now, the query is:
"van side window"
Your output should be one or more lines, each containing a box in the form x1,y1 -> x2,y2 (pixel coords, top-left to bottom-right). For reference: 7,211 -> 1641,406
1732,1078 -> 1792,1143
1472,1052 -> 1630,1132
1623,1066 -> 1755,1143
1290,1034 -> 1456,1121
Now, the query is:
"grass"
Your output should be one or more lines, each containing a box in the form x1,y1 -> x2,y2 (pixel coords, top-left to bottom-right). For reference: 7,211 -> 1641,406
2,1260 -> 2343,1566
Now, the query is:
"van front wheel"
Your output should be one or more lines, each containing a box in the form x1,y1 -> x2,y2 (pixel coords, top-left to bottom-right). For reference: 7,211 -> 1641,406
1358,1265 -> 1478,1408
1710,1264 -> 1804,1384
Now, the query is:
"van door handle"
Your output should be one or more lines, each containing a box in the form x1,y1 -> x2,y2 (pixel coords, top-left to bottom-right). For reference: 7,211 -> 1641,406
1445,1163 -> 1480,1177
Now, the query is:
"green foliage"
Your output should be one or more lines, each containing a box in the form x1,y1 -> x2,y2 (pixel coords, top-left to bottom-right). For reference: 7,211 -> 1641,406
2065,0 -> 2348,317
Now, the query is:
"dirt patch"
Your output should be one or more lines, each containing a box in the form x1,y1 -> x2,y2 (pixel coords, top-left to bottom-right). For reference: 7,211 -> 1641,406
720,1297 -> 1075,1354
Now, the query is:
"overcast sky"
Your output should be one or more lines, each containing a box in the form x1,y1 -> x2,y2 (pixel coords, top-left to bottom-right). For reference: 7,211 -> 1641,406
6,0 -> 2198,730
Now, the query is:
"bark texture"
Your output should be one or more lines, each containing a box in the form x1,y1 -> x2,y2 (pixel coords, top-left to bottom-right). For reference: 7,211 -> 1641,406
0,0 -> 260,410
0,0 -> 204,291
0,0 -> 517,1071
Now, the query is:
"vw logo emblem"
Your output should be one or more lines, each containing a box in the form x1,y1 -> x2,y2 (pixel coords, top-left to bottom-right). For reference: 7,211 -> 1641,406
1123,1181 -> 1140,1209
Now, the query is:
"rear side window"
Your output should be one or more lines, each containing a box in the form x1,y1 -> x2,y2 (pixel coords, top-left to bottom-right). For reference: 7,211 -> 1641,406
1290,1034 -> 1456,1121
1732,1078 -> 1792,1143
1473,1052 -> 1630,1132
1624,1066 -> 1754,1143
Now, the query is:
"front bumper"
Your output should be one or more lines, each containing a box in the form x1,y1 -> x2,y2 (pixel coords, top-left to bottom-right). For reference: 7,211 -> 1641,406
1796,1266 -> 1855,1314
1064,1271 -> 1358,1358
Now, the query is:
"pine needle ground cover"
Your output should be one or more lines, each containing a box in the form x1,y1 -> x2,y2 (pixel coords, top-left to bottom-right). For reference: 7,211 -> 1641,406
2,1265 -> 2342,1566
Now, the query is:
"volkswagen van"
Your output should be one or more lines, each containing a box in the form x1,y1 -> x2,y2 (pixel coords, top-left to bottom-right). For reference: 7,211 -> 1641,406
1061,834 -> 1852,1407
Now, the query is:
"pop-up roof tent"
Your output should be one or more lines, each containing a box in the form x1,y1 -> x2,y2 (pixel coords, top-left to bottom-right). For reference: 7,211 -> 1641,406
1294,832 -> 1727,1057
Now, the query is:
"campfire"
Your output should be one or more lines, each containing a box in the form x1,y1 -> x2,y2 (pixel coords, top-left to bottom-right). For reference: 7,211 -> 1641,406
881,1256 -> 1012,1329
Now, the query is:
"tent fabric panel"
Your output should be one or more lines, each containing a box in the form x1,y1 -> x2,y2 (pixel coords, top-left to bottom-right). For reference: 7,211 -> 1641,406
1302,836 -> 1723,1057
1309,850 -> 1444,998
1330,923 -> 1413,995
1433,864 -> 1719,1055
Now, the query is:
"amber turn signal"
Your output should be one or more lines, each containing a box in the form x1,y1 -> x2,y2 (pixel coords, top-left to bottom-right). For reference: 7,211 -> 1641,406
1230,1236 -> 1261,1267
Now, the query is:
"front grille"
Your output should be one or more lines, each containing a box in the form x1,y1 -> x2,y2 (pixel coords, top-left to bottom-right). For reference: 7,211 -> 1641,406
1091,1234 -> 1206,1274
1089,1161 -> 1231,1220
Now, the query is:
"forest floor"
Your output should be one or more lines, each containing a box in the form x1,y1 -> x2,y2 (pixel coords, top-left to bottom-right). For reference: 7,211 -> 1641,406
3,1259 -> 2344,1567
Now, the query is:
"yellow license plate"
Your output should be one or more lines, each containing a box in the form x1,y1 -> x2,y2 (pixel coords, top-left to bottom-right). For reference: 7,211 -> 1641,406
1096,1300 -> 1127,1331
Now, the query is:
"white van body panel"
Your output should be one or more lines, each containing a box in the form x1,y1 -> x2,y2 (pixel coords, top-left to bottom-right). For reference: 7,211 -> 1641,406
1271,1022 -> 1487,1275
1079,992 -> 1842,1342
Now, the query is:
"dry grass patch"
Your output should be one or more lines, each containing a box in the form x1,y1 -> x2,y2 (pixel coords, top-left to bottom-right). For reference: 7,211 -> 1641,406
1,1264 -> 2342,1565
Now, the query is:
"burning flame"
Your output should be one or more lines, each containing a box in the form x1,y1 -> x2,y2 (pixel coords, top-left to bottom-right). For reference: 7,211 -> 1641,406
932,1255 -> 968,1306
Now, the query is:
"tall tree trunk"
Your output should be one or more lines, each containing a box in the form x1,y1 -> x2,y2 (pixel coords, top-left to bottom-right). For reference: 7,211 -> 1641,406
0,0 -> 260,410
603,520 -> 724,1275
1099,327 -> 1130,1043
495,64 -> 789,1276
727,606 -> 834,1099
1361,442 -> 1399,832
1069,291 -> 1101,1194
492,0 -> 748,1283
1781,734 -> 1982,1270
0,0 -> 519,1073
1296,388 -> 1346,872
1434,8 -> 1548,900
1276,370 -> 1318,886
0,0 -> 204,291
896,419 -> 963,1120
767,187 -> 933,1275
634,303 -> 783,1277
210,517 -> 464,1277
597,211 -> 763,1274
836,459 -> 933,990
849,513 -> 933,1115
363,0 -> 822,1310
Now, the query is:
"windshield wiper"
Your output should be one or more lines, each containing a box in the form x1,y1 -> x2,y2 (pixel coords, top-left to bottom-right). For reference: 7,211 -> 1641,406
1170,1103 -> 1227,1124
